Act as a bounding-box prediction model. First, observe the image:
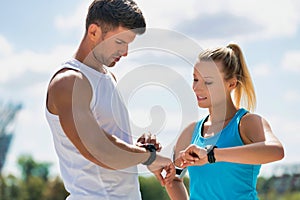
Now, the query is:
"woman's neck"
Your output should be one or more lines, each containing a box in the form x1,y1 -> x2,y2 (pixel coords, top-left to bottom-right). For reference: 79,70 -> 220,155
208,102 -> 238,124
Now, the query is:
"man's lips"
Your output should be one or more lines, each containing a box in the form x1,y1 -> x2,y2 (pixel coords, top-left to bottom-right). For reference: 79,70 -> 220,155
114,57 -> 120,62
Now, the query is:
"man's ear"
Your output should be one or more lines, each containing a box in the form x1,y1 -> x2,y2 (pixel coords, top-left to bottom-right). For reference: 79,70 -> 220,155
87,24 -> 102,43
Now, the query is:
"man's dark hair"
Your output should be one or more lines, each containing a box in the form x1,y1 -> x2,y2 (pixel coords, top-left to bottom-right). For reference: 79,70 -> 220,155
86,0 -> 146,35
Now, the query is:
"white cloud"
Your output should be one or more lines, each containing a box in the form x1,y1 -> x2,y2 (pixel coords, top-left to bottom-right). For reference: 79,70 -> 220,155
173,0 -> 299,42
0,35 -> 13,56
0,44 -> 76,83
138,0 -> 199,28
228,0 -> 299,37
282,51 -> 300,72
51,0 -> 300,42
54,1 -> 89,33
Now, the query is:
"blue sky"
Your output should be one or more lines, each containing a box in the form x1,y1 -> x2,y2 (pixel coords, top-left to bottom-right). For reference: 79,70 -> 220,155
1,0 -> 300,177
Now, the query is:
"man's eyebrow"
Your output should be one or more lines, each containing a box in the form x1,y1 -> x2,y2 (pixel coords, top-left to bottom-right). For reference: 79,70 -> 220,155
116,38 -> 127,44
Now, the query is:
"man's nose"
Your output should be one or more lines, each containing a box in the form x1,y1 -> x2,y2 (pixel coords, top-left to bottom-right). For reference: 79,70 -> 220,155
120,45 -> 128,57
122,52 -> 128,57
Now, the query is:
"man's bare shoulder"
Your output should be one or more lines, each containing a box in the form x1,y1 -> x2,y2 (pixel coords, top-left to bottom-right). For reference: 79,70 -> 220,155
47,68 -> 91,114
50,68 -> 82,87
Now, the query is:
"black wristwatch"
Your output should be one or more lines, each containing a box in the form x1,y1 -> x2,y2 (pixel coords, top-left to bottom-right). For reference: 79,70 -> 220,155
141,144 -> 157,165
205,145 -> 217,163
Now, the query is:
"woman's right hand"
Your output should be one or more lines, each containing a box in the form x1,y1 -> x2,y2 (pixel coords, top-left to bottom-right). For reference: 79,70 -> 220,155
177,144 -> 208,168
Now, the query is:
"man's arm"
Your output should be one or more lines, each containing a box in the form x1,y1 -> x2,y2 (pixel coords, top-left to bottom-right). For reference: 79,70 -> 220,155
48,69 -> 167,170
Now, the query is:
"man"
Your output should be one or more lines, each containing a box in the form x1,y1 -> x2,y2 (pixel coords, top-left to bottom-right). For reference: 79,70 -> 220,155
45,0 -> 175,199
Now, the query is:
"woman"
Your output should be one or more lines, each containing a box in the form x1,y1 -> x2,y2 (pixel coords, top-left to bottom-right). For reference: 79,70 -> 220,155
166,43 -> 284,200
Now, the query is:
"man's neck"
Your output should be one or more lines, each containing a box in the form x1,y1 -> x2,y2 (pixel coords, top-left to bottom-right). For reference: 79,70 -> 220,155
75,42 -> 107,74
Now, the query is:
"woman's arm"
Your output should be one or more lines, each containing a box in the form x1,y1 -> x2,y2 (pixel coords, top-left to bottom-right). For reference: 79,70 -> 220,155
165,178 -> 189,200
180,113 -> 285,167
215,113 -> 284,164
165,122 -> 196,199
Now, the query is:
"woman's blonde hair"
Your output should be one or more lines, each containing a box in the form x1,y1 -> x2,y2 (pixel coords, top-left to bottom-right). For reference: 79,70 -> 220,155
198,43 -> 256,112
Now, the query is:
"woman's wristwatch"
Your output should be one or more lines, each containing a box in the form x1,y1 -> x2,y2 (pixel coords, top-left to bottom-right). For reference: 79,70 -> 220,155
205,145 -> 217,163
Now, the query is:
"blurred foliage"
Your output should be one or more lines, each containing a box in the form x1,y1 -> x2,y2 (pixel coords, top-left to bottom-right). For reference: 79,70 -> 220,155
257,174 -> 300,200
0,155 -> 300,199
17,154 -> 51,182
0,154 -> 69,200
139,175 -> 190,200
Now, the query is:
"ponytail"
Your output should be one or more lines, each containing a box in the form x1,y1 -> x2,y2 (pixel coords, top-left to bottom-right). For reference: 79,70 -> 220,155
227,43 -> 256,112
198,43 -> 256,112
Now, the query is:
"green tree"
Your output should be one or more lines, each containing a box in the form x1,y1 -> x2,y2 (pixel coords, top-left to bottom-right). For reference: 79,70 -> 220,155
44,176 -> 69,200
16,155 -> 68,200
6,174 -> 20,200
17,155 -> 51,182
18,176 -> 46,200
0,174 -> 7,199
0,174 -> 20,200
139,176 -> 190,200
139,176 -> 170,200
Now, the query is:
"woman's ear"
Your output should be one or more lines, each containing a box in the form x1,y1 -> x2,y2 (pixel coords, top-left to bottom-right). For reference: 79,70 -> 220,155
228,78 -> 238,90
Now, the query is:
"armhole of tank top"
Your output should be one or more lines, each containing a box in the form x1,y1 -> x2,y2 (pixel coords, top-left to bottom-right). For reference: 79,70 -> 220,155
191,114 -> 210,143
46,67 -> 96,114
190,121 -> 202,144
237,109 -> 249,145
46,67 -> 81,115
76,68 -> 96,110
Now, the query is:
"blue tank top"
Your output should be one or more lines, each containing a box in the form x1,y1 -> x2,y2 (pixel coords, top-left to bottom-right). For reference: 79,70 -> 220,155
188,108 -> 261,200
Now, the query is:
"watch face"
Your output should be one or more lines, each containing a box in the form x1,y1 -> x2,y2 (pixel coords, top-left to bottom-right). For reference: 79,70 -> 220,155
176,167 -> 183,175
147,144 -> 157,152
142,144 -> 157,152
205,145 -> 212,150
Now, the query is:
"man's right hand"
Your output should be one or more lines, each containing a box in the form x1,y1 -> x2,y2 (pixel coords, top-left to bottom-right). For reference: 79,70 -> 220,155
147,155 -> 175,187
136,132 -> 162,152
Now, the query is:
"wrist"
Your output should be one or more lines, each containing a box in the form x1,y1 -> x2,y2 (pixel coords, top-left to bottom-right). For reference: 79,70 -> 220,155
205,145 -> 217,163
141,144 -> 157,165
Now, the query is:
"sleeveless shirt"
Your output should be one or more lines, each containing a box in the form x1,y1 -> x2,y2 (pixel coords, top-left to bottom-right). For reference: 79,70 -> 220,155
45,59 -> 141,200
188,108 -> 261,200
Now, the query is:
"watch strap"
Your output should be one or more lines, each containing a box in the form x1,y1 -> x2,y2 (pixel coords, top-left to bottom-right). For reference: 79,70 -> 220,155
205,145 -> 217,163
142,144 -> 157,165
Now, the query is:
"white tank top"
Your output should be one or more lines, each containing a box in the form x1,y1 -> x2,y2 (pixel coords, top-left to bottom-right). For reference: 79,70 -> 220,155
45,59 -> 141,200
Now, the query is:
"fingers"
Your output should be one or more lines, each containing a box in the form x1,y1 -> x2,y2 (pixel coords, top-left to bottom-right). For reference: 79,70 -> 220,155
175,145 -> 209,168
136,132 -> 147,144
148,156 -> 176,187
163,163 -> 175,186
151,163 -> 175,187
148,134 -> 158,150
137,132 -> 153,143
154,171 -> 165,186
150,134 -> 162,152
178,151 -> 199,167
136,132 -> 162,151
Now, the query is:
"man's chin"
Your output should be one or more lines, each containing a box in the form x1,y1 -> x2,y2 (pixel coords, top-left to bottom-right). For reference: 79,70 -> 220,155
108,61 -> 116,67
